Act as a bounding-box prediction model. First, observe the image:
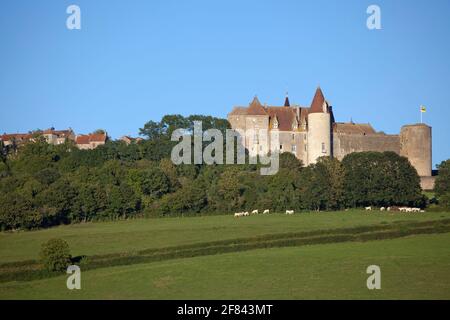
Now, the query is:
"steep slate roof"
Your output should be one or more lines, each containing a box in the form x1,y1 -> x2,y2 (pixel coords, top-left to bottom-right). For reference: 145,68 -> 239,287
229,107 -> 248,116
246,96 -> 267,116
333,123 -> 376,135
309,87 -> 326,113
266,107 -> 299,131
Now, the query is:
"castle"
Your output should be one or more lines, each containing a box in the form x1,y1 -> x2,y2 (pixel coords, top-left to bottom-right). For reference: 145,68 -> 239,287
228,87 -> 434,189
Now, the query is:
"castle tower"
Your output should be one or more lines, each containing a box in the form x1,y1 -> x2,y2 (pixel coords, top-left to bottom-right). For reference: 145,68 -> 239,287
307,87 -> 332,165
400,123 -> 432,177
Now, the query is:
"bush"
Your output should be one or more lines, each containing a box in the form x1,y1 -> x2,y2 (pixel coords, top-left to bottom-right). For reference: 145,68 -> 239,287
435,159 -> 450,209
39,238 -> 71,272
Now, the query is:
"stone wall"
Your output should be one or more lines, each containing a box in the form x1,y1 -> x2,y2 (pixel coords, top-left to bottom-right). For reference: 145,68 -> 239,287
420,176 -> 436,191
333,133 -> 401,161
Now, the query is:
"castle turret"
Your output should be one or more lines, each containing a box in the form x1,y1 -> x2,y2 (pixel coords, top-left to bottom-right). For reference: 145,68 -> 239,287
400,123 -> 432,177
307,87 -> 332,165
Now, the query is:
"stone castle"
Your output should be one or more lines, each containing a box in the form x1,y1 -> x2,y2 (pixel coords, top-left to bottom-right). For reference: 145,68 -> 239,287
228,87 -> 433,189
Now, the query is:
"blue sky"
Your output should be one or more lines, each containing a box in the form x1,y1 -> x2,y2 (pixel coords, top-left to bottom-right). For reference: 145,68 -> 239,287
0,0 -> 449,167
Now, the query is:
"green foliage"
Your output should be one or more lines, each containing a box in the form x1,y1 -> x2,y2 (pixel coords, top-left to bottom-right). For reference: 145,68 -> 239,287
1,112 -> 438,231
342,151 -> 423,207
298,157 -> 345,211
435,159 -> 450,208
39,238 -> 71,272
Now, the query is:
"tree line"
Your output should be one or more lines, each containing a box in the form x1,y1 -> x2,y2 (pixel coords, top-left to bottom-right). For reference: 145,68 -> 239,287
0,114 -> 447,231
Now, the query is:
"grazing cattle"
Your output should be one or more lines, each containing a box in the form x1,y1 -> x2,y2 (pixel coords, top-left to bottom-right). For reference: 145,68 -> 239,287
263,209 -> 270,214
285,210 -> 294,215
251,209 -> 258,215
387,207 -> 391,211
244,211 -> 249,216
365,207 -> 372,211
420,210 -> 425,213
380,207 -> 385,211
234,212 -> 243,218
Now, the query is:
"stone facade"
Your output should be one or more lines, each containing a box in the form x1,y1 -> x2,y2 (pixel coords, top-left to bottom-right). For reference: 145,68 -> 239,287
228,87 -> 433,189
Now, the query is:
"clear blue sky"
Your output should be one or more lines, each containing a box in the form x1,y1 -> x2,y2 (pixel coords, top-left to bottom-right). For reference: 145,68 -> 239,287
1,0 -> 449,167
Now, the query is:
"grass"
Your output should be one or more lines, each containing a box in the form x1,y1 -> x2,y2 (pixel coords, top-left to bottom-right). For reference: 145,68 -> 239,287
1,210 -> 450,263
1,232 -> 449,299
1,210 -> 449,299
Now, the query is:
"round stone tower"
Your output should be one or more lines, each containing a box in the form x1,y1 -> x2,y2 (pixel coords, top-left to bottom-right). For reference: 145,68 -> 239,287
307,87 -> 331,165
400,124 -> 432,177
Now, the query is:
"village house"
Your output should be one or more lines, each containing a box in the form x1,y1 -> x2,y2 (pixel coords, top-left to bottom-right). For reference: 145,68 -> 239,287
75,133 -> 108,150
0,128 -> 75,147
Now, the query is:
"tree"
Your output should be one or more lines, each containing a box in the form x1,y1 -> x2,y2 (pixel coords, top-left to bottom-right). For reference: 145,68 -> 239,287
107,183 -> 141,219
434,159 -> 450,208
342,151 -> 422,207
139,120 -> 164,140
39,238 -> 71,272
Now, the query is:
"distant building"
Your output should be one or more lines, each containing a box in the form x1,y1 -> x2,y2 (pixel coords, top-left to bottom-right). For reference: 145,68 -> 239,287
42,128 -> 76,145
76,133 -> 108,150
0,128 -> 75,147
0,133 -> 33,147
228,87 -> 434,190
120,136 -> 143,145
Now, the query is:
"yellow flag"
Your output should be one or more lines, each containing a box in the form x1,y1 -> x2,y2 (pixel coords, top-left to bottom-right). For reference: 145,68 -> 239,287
420,105 -> 426,113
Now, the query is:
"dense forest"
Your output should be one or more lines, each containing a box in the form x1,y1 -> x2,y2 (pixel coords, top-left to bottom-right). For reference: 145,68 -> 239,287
0,114 -> 448,231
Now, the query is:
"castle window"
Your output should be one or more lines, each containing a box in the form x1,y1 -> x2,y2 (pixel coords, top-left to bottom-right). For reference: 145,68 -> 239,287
305,144 -> 307,151
292,145 -> 297,153
280,144 -> 283,150
322,143 -> 326,153
253,133 -> 259,144
292,134 -> 295,140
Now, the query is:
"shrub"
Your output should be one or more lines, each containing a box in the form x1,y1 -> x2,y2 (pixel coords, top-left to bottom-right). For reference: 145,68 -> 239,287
39,238 -> 71,272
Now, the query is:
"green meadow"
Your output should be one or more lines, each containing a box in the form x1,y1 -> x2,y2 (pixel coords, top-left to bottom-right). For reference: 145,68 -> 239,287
1,210 -> 450,299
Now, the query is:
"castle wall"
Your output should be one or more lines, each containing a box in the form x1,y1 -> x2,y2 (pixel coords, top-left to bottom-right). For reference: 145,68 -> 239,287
277,131 -> 307,165
420,176 -> 435,191
333,133 -> 400,161
244,115 -> 269,156
307,113 -> 331,165
228,115 -> 247,131
400,124 -> 432,177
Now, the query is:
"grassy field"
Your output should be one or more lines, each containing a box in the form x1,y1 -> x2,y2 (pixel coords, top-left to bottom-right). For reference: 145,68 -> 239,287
1,210 -> 450,299
1,210 -> 450,263
1,233 -> 449,299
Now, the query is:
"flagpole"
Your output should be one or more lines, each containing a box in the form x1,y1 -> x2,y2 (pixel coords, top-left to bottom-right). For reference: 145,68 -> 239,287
421,109 -> 423,124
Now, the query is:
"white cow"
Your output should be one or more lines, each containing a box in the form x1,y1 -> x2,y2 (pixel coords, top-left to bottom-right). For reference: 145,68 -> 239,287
365,206 -> 372,211
234,212 -> 243,218
387,207 -> 391,211
286,210 -> 294,215
263,209 -> 270,214
243,211 -> 249,216
380,207 -> 385,211
251,209 -> 258,215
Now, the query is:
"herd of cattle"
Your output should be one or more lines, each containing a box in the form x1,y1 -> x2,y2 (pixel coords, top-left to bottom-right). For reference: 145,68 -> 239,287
365,206 -> 425,212
234,209 -> 295,217
234,206 -> 425,217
